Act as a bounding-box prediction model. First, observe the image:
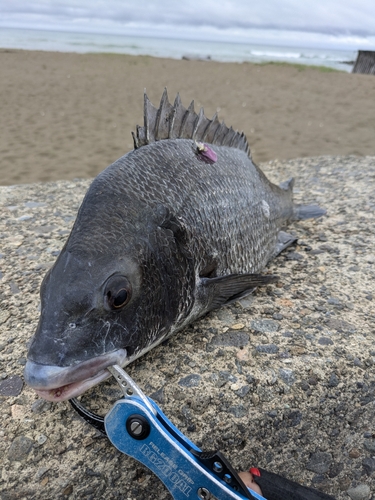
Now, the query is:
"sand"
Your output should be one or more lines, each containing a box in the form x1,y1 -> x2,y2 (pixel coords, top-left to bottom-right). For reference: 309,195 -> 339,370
0,49 -> 374,186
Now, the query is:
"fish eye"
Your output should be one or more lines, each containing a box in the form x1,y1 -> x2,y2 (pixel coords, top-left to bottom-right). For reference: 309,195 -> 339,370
104,275 -> 132,310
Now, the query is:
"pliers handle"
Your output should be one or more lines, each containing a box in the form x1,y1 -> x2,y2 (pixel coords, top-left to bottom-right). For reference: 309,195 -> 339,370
70,365 -> 264,499
70,366 -> 335,500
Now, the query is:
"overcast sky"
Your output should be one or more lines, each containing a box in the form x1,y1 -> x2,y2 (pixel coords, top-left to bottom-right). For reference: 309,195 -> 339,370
1,0 -> 375,41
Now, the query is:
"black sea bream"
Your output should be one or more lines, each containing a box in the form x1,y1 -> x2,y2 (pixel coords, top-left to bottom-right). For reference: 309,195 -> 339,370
25,90 -> 325,401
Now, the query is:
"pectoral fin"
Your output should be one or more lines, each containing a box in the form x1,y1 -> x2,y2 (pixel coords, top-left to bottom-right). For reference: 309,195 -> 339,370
201,273 -> 278,311
273,230 -> 298,258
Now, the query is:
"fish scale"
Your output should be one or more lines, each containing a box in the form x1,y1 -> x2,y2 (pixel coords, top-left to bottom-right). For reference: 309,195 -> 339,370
24,90 -> 325,402
121,140 -> 284,275
98,144 -> 268,270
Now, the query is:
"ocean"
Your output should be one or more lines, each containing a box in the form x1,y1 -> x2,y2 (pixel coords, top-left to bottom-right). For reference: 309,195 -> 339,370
0,27 -> 366,72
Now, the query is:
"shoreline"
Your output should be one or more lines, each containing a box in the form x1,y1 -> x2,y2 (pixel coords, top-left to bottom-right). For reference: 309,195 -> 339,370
0,46 -> 351,71
0,26 -> 358,70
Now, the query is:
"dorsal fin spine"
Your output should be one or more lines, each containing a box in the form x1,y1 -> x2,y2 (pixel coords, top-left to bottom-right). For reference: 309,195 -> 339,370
203,113 -> 220,143
153,90 -> 166,141
133,90 -> 251,157
169,93 -> 184,139
178,108 -> 189,138
132,131 -> 138,149
144,93 -> 158,144
168,95 -> 178,138
143,93 -> 150,144
155,88 -> 174,141
194,108 -> 212,141
212,122 -> 226,145
180,101 -> 197,138
192,108 -> 204,140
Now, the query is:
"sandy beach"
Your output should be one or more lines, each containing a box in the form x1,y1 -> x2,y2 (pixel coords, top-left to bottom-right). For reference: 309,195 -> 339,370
0,49 -> 374,186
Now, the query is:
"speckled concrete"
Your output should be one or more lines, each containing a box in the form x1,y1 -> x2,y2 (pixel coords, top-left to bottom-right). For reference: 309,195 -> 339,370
0,155 -> 374,499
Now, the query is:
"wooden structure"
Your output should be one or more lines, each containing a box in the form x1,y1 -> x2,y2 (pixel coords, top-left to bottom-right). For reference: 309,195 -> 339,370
352,50 -> 375,74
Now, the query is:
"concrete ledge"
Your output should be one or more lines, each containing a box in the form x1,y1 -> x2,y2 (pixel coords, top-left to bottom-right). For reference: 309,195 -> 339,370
0,155 -> 374,499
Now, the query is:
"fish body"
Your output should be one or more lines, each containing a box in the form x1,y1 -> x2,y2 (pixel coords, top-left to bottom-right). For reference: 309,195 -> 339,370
25,91 -> 324,401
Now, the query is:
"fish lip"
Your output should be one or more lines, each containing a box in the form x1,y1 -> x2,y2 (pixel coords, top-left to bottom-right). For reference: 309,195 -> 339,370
24,349 -> 127,402
33,369 -> 113,402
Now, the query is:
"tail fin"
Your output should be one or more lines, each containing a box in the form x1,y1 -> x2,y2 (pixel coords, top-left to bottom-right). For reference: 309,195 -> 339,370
293,204 -> 326,220
279,177 -> 326,220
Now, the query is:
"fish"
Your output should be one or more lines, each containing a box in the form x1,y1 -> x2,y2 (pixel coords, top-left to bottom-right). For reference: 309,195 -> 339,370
24,90 -> 325,402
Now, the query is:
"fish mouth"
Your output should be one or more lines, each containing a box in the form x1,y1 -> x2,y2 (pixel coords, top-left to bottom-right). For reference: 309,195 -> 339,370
24,349 -> 128,402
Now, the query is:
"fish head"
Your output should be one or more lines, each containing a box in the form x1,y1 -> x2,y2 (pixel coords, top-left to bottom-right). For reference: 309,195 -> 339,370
25,215 -> 192,401
24,247 -> 144,401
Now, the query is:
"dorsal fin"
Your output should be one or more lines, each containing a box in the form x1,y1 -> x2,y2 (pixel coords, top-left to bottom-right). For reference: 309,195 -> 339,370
132,89 -> 251,157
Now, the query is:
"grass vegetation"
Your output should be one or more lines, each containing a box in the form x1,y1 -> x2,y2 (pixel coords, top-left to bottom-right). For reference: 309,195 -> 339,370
256,61 -> 343,72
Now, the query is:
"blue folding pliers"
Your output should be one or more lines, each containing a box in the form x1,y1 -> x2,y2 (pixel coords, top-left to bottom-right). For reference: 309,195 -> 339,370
70,365 -> 335,500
